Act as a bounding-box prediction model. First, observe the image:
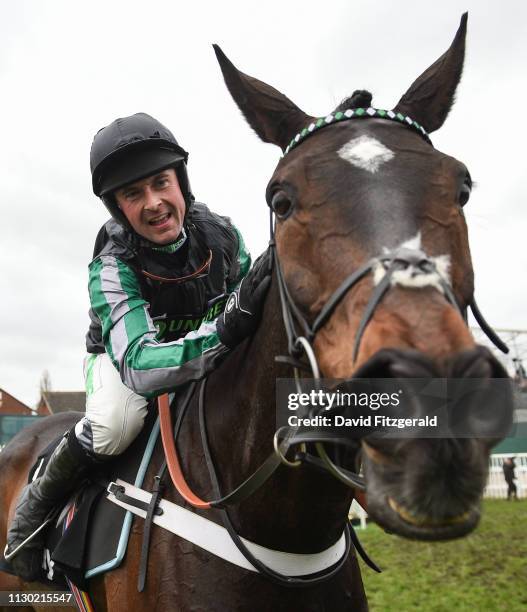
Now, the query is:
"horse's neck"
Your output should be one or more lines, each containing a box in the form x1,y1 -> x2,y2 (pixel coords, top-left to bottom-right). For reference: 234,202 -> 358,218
202,278 -> 354,552
139,282 -> 364,612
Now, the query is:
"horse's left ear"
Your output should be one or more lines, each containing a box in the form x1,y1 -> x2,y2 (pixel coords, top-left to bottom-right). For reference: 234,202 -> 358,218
394,13 -> 468,134
213,44 -> 315,151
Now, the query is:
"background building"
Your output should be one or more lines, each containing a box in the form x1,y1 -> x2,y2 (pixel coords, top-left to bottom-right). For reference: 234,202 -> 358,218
36,391 -> 86,416
0,388 -> 40,449
0,387 -> 85,450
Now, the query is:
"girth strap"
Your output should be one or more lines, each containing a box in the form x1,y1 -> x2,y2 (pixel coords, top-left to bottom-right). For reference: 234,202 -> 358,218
137,468 -> 166,592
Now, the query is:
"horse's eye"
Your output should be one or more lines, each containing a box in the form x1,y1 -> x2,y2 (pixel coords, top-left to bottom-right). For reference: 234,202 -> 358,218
459,177 -> 472,207
271,191 -> 294,219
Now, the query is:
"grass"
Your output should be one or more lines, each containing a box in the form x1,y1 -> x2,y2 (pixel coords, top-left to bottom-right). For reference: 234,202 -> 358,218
358,499 -> 527,611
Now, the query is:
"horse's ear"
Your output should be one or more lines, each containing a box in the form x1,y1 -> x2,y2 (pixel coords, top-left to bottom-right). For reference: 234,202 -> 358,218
213,45 -> 314,151
393,13 -> 468,133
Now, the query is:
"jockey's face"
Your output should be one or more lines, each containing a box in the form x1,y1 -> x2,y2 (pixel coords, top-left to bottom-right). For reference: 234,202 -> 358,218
114,168 -> 186,244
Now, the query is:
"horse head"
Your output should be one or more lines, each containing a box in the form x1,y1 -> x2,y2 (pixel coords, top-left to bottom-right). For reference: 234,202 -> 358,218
214,13 -> 511,541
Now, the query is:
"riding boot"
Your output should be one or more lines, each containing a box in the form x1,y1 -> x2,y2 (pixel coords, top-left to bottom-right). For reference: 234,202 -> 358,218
5,428 -> 97,581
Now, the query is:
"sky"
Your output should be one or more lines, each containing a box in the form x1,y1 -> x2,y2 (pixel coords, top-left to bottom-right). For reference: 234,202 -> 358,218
1,0 -> 526,408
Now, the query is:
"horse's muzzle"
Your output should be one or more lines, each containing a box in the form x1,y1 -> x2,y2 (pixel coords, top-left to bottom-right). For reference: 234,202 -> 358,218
354,345 -> 513,540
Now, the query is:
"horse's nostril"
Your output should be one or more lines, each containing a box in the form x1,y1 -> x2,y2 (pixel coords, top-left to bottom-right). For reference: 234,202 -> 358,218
463,356 -> 492,378
418,260 -> 434,273
448,383 -> 512,439
447,349 -> 513,439
450,347 -> 507,379
392,259 -> 409,270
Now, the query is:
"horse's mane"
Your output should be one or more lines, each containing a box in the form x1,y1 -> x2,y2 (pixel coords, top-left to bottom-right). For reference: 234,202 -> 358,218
334,90 -> 372,112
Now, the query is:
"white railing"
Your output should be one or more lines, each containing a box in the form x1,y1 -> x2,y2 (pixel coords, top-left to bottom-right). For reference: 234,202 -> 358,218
485,452 -> 527,499
349,498 -> 368,529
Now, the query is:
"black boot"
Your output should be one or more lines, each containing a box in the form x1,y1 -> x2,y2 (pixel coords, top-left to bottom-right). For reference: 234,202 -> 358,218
5,429 -> 96,581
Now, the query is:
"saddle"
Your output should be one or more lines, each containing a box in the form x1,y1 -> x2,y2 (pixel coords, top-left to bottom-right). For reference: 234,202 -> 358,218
0,407 -> 161,590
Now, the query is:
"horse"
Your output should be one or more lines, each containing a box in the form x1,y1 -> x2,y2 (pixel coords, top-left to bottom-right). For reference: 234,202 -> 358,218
0,13 -> 512,611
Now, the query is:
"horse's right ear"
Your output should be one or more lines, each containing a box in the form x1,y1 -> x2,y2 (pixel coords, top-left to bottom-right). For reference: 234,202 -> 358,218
213,45 -> 314,152
393,13 -> 468,133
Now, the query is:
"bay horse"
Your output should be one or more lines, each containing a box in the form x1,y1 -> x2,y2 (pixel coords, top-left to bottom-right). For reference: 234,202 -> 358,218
0,13 -> 512,611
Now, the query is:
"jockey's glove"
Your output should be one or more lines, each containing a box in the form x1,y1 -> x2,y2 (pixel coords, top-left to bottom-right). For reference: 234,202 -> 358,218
217,249 -> 272,348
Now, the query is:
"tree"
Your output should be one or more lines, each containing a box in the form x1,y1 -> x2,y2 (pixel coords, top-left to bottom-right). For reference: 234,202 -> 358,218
40,369 -> 52,394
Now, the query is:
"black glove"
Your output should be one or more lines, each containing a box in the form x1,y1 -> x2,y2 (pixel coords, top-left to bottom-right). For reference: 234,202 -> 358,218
217,249 -> 273,348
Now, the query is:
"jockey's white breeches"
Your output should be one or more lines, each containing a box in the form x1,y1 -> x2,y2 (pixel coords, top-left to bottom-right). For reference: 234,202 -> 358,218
75,353 -> 148,457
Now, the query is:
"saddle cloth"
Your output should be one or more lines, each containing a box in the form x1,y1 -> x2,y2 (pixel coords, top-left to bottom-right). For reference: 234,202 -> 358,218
0,408 -> 161,590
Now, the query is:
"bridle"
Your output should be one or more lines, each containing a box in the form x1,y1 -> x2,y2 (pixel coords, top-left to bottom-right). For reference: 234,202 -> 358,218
268,105 -> 508,480
274,105 -> 508,359
157,107 -> 508,585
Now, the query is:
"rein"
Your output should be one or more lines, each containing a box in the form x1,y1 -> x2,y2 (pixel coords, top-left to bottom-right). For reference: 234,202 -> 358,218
157,383 -> 380,585
158,388 -> 296,509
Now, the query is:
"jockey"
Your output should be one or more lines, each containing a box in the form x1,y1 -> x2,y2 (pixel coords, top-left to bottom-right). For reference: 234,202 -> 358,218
6,112 -> 271,580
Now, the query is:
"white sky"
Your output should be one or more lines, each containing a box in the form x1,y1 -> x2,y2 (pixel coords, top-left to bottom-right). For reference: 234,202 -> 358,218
1,0 -> 526,407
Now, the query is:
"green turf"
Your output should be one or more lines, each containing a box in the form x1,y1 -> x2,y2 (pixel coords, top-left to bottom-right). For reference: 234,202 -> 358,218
358,500 -> 526,611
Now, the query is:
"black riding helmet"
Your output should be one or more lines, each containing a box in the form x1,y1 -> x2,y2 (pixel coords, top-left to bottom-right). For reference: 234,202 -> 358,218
90,112 -> 194,230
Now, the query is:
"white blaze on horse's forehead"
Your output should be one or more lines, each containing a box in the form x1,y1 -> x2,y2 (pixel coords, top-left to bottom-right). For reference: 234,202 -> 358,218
372,232 -> 452,293
337,135 -> 394,173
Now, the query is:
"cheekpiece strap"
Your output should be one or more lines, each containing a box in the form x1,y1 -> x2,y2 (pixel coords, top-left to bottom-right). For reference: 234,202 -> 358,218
283,107 -> 432,157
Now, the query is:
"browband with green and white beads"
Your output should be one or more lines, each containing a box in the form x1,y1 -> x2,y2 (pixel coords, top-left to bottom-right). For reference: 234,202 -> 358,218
283,107 -> 432,156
